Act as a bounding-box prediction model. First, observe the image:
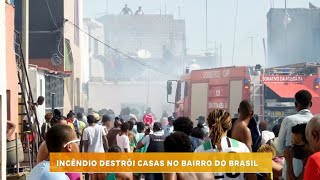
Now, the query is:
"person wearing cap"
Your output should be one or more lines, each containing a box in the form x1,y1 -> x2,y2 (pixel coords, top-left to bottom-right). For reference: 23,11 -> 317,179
136,122 -> 165,180
196,116 -> 209,138
93,113 -> 101,124
136,122 -> 165,151
164,116 -> 175,137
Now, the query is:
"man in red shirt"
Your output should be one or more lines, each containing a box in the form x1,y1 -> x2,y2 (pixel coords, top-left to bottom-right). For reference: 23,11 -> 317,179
304,115 -> 320,180
143,107 -> 154,125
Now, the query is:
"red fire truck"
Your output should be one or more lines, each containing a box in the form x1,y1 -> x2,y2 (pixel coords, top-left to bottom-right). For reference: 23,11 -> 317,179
167,64 -> 320,124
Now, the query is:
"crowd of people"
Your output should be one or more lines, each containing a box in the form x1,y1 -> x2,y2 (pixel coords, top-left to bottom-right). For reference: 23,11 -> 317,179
26,89 -> 320,180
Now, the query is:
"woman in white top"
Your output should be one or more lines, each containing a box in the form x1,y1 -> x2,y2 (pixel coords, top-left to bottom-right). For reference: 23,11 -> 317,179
195,110 -> 255,180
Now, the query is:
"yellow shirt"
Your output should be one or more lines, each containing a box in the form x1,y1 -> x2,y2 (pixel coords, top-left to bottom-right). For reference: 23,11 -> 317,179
67,122 -> 75,130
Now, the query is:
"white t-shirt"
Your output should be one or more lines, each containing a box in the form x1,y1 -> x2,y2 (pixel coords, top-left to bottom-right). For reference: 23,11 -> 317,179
28,161 -> 70,180
82,124 -> 106,152
116,134 -> 130,152
195,136 -> 250,180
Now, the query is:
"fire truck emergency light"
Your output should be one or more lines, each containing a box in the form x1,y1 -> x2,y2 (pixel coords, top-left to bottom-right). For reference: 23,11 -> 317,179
244,78 -> 250,89
315,78 -> 320,89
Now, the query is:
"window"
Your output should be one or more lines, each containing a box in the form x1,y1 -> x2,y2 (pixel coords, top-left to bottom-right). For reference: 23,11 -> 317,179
6,90 -> 11,120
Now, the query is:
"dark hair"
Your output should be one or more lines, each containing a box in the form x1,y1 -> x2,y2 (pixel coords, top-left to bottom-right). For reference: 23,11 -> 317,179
259,120 -> 268,132
108,145 -> 122,152
50,116 -> 65,126
295,90 -> 312,108
272,124 -> 281,137
102,115 -> 111,123
207,109 -> 232,151
114,119 -> 121,128
53,109 -> 62,117
46,125 -> 74,152
191,123 -> 205,139
291,123 -> 307,143
37,96 -> 45,104
87,115 -> 95,124
173,117 -> 193,135
45,112 -> 53,121
136,122 -> 145,133
128,121 -> 134,131
67,112 -> 74,119
153,122 -> 162,132
76,112 -> 83,120
121,122 -> 130,132
239,100 -> 254,118
164,132 -> 193,152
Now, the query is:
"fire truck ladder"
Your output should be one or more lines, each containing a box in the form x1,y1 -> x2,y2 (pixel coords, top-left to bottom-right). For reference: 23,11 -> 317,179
250,76 -> 265,121
14,30 -> 41,169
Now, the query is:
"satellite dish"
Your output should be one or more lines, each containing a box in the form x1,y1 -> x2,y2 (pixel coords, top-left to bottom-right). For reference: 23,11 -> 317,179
137,49 -> 152,59
190,63 -> 201,71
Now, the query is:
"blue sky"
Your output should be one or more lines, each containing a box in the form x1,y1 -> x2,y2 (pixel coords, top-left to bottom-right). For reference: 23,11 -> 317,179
84,0 -> 319,67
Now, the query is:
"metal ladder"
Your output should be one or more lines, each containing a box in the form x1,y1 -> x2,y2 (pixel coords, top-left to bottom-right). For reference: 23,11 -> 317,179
14,30 -> 41,169
250,75 -> 265,121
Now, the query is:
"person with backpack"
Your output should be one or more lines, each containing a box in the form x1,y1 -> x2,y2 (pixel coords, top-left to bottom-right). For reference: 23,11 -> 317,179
136,122 -> 165,180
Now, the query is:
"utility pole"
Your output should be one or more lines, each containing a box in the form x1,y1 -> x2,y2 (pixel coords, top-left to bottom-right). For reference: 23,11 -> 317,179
164,0 -> 167,14
248,36 -> 253,56
105,0 -> 108,15
263,38 -> 267,66
285,0 -> 287,8
284,0 -> 288,63
205,0 -> 208,52
22,0 -> 29,67
220,44 -> 222,67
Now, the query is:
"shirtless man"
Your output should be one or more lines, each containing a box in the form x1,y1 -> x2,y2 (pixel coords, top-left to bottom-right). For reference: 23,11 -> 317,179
231,100 -> 254,152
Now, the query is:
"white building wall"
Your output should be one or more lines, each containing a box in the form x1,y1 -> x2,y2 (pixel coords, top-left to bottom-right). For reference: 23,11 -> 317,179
28,67 -> 46,125
81,21 -> 90,83
37,71 -> 45,124
0,0 -> 7,178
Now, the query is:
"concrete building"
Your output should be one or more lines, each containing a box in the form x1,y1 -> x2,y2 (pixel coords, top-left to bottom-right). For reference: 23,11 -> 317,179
1,0 -> 19,178
96,15 -> 186,81
14,0 -> 84,114
6,1 -> 18,139
85,15 -> 186,116
267,7 -> 320,67
97,15 -> 186,59
83,18 -> 105,82
0,0 -> 8,178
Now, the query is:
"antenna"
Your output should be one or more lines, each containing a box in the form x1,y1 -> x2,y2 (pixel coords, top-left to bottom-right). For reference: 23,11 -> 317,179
105,0 -> 108,15
165,0 -> 167,14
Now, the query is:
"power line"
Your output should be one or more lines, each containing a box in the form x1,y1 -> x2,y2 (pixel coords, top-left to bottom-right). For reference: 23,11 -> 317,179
64,19 -> 178,77
45,0 -> 59,29
231,0 -> 239,65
